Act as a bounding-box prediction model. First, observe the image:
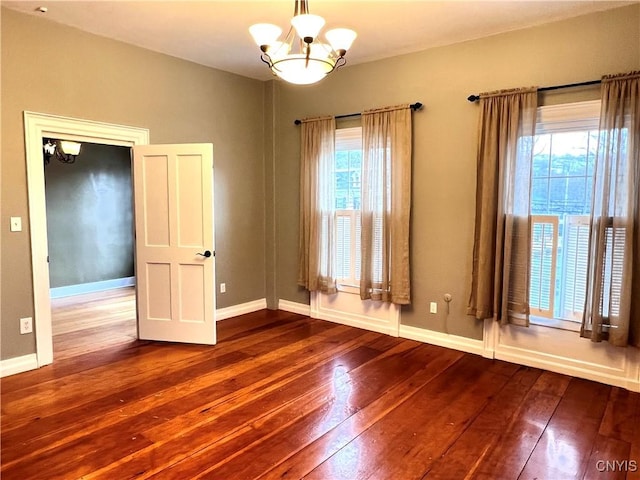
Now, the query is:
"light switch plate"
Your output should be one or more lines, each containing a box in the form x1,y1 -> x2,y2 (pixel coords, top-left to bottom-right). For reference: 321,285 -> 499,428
10,217 -> 22,232
430,302 -> 437,314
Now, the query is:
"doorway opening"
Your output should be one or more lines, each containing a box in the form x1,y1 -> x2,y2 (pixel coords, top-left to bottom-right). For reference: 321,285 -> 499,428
44,139 -> 137,354
24,111 -> 149,367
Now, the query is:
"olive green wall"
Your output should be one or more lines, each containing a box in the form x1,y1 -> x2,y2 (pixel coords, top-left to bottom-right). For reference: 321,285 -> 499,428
274,5 -> 640,340
1,8 -> 266,360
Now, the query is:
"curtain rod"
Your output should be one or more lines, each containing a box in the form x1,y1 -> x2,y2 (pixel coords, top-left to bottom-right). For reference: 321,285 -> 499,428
466,79 -> 601,102
294,102 -> 423,125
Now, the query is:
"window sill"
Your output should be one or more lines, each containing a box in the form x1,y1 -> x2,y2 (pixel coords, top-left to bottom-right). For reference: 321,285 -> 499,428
337,283 -> 360,295
529,315 -> 581,332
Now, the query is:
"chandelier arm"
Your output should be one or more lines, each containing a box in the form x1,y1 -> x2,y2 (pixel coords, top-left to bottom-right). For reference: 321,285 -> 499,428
333,56 -> 347,71
259,53 -> 274,68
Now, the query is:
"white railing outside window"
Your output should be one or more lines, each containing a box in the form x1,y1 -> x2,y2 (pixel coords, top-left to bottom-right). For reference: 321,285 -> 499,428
529,214 -> 591,323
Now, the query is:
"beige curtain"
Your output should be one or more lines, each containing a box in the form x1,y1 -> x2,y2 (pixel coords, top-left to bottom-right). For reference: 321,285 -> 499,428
467,88 -> 538,326
360,105 -> 412,304
582,71 -> 640,347
297,116 -> 338,294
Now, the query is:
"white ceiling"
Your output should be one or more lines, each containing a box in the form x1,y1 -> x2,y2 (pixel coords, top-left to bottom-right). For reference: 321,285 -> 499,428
3,0 -> 636,81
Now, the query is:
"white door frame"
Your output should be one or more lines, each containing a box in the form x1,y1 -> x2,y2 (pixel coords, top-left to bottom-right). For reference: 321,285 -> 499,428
24,111 -> 149,367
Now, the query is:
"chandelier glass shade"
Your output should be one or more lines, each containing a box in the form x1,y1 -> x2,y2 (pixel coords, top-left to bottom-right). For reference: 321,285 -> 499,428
43,138 -> 82,165
249,0 -> 357,85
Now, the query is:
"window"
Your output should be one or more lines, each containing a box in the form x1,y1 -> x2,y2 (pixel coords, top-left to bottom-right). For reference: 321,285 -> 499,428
334,126 -> 362,287
529,101 -> 600,326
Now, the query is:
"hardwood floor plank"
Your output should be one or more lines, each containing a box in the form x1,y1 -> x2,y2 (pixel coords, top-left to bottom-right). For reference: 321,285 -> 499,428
518,378 -> 611,480
256,346 -> 464,480
468,370 -> 571,480
582,434 -> 630,480
1,315 -> 313,430
161,343 -> 462,480
422,366 -> 542,479
1,320 -> 361,469
0,340 -> 151,395
50,287 -> 136,336
303,355 -> 512,480
1,315 -> 324,428
85,334 -> 390,479
624,389 -> 640,480
599,387 -> 640,444
2,291 -> 638,480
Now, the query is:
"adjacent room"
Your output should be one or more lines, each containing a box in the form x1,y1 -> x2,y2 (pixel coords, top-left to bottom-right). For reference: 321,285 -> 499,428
1,1 -> 639,478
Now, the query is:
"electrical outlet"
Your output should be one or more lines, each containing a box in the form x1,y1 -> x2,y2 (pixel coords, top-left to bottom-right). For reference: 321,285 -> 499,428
10,217 -> 22,232
220,283 -> 226,294
429,302 -> 437,314
20,317 -> 33,334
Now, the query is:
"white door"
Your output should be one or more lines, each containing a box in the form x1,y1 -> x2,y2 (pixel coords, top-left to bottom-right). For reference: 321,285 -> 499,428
132,144 -> 216,344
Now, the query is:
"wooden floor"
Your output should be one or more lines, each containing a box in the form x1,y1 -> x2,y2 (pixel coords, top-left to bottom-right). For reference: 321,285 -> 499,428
49,288 -> 138,361
1,290 -> 639,480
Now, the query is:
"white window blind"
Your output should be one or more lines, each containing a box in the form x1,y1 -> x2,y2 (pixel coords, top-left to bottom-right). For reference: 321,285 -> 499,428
335,210 -> 361,285
530,215 -> 558,318
562,215 -> 590,321
602,219 -> 626,320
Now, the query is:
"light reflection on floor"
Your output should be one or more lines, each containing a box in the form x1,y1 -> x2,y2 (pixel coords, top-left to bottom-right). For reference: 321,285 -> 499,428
315,364 -> 365,479
542,427 -> 581,477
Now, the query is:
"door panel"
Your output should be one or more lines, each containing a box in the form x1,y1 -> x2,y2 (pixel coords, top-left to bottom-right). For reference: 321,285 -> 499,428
133,144 -> 215,344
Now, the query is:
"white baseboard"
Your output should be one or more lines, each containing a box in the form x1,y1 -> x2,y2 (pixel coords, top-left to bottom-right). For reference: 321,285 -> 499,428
399,324 -> 485,357
50,276 -> 135,299
494,344 -> 640,393
314,309 -> 398,336
484,321 -> 640,392
0,354 -> 38,378
310,292 -> 401,337
216,298 -> 267,321
278,300 -> 311,316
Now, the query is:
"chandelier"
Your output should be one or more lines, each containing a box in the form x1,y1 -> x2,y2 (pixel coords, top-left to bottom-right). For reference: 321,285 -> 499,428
249,0 -> 357,85
43,138 -> 82,165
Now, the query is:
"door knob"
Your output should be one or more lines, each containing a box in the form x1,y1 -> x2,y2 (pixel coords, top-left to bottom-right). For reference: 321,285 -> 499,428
196,250 -> 212,258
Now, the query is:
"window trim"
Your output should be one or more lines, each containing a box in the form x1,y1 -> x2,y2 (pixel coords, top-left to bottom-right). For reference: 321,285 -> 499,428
529,315 -> 582,332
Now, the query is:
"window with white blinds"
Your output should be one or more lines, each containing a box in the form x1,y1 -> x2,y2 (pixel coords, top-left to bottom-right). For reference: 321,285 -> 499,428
335,127 -> 363,287
529,101 -> 600,323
